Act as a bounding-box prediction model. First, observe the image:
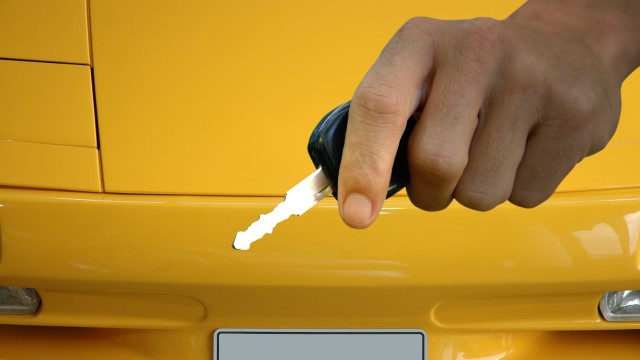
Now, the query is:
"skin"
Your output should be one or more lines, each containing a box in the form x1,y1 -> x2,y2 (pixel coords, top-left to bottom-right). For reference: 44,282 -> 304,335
338,0 -> 640,228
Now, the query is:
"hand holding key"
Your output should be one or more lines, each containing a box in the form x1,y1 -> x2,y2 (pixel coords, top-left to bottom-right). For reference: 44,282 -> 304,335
234,103 -> 412,250
338,0 -> 640,228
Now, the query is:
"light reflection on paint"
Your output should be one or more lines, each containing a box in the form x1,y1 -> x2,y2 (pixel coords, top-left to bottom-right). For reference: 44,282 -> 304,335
624,211 -> 640,255
434,333 -> 513,360
573,223 -> 622,258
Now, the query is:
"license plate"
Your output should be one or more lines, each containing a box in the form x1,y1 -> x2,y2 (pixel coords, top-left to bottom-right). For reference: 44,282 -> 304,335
213,329 -> 426,360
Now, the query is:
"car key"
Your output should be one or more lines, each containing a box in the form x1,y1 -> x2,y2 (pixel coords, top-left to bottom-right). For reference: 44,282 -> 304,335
233,101 -> 415,250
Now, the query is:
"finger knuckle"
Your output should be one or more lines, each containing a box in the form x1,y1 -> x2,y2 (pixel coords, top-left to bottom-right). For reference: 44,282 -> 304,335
410,145 -> 467,185
397,17 -> 434,40
501,53 -> 548,97
457,17 -> 503,58
353,81 -> 406,121
440,17 -> 503,82
590,91 -> 620,152
549,80 -> 609,132
588,120 -> 616,156
551,81 -> 620,156
455,184 -> 507,211
565,88 -> 602,120
587,138 -> 607,156
406,189 -> 451,212
508,190 -> 548,209
589,115 -> 618,155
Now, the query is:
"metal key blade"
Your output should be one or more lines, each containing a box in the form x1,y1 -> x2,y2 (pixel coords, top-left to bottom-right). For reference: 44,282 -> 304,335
233,167 -> 332,250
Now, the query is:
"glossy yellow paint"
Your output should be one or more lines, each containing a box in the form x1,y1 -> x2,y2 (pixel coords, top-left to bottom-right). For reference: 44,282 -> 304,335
2,0 -> 640,358
0,60 -> 96,147
89,0 -> 505,195
0,0 -> 91,64
0,141 -> 102,192
0,327 -> 639,360
1,188 -> 640,358
89,0 -> 640,196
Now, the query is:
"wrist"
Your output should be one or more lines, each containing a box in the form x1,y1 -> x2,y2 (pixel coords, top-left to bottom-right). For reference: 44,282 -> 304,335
508,0 -> 640,83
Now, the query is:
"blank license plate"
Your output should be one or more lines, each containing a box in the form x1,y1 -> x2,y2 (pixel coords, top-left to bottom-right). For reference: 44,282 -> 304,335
214,329 -> 426,360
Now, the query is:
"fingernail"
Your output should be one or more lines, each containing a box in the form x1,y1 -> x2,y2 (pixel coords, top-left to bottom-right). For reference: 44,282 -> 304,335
342,193 -> 373,227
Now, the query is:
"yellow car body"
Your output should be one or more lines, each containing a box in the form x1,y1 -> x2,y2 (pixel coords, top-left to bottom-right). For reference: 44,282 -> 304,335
1,0 -> 640,358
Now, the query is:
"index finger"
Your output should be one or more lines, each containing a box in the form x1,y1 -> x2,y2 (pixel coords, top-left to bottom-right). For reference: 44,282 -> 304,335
338,17 -> 439,228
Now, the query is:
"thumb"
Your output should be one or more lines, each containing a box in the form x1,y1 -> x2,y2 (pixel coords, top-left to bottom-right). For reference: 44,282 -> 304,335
338,91 -> 410,228
337,18 -> 437,228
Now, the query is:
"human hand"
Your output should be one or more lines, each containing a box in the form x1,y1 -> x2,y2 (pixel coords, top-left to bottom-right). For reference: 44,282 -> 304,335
337,0 -> 640,228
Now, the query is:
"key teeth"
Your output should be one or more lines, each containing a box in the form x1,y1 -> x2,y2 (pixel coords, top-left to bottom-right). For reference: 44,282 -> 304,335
232,213 -> 279,250
232,197 -> 297,251
233,231 -> 252,250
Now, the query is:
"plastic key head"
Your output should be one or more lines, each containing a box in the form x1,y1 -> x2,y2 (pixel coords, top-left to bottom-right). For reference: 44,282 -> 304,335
307,101 -> 416,200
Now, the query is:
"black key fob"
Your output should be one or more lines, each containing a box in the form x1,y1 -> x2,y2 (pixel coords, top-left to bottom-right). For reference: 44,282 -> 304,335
308,101 -> 416,199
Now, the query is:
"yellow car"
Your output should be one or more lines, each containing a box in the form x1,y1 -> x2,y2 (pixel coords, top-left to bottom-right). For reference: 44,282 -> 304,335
1,0 -> 639,358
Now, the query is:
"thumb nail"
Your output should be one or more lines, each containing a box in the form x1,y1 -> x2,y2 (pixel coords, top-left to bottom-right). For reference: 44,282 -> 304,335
342,193 -> 373,227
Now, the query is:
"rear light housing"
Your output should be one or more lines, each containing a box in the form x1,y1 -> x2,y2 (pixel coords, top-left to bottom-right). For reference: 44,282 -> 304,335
0,287 -> 40,315
600,290 -> 640,321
